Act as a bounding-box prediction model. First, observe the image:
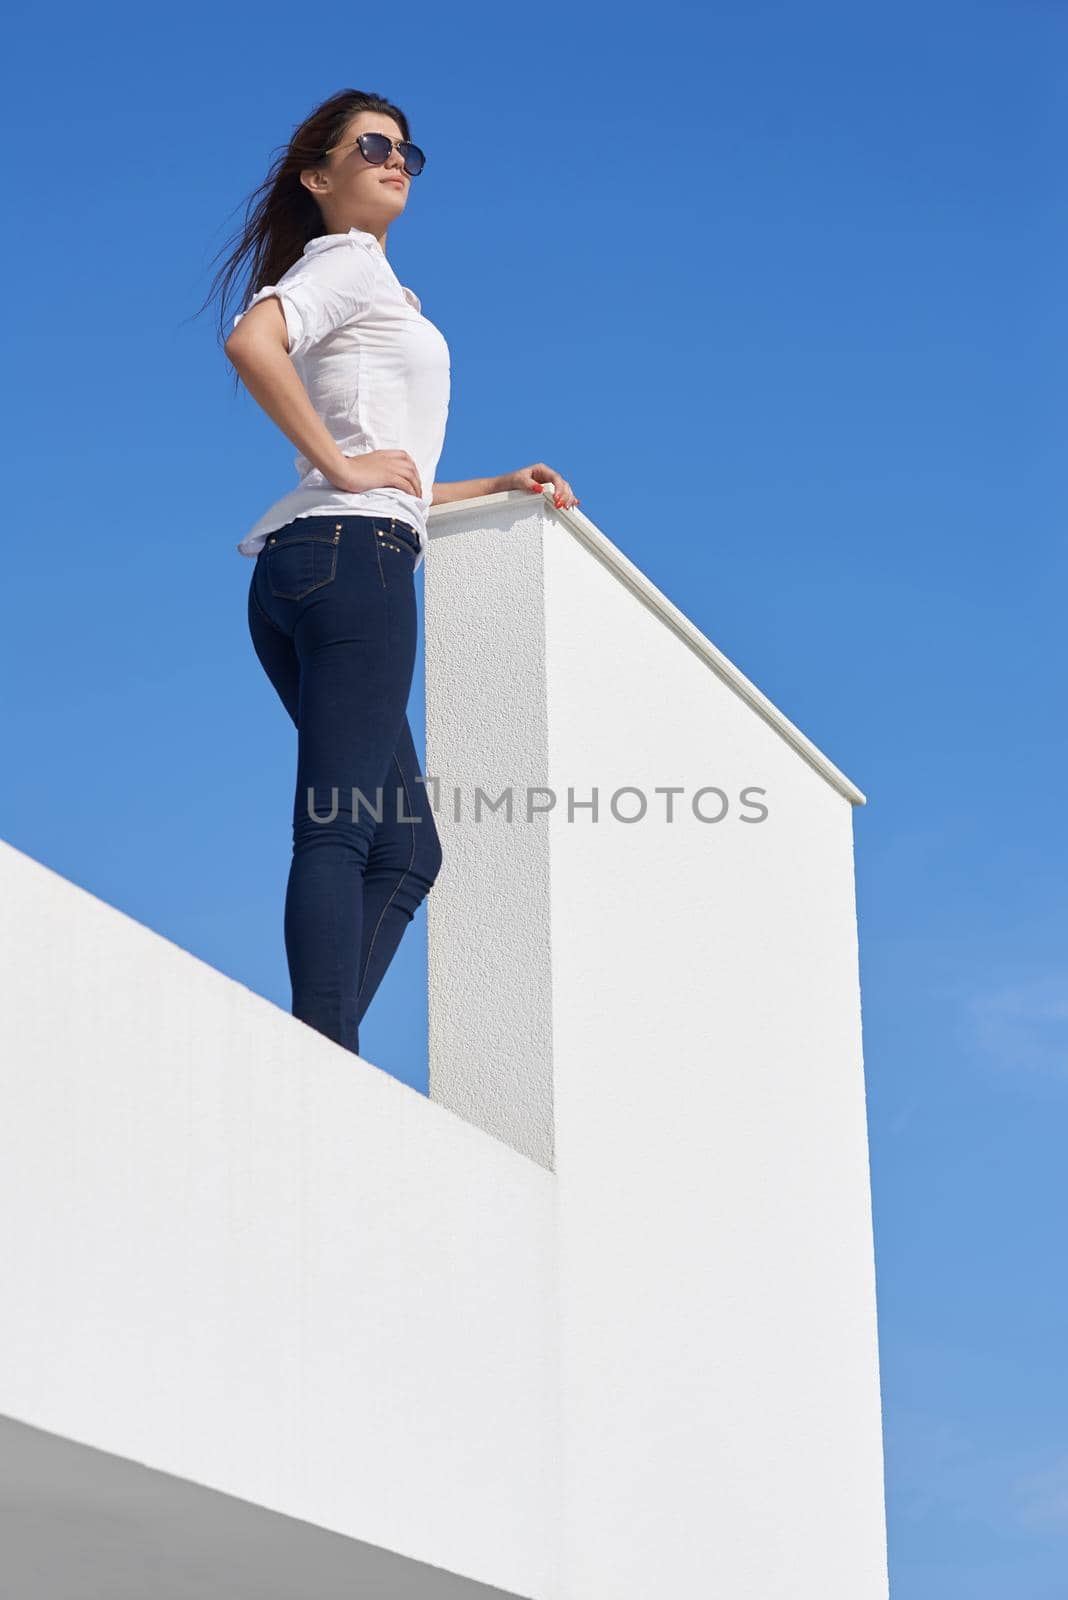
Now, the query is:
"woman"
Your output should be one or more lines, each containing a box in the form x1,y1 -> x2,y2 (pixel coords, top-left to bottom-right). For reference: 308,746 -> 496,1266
217,89 -> 579,1058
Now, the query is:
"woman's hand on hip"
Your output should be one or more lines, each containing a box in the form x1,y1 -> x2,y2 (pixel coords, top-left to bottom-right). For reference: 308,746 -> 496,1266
498,463 -> 580,510
328,449 -> 423,499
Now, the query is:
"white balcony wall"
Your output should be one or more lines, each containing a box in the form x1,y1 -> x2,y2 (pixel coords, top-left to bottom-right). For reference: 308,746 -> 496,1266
0,490 -> 887,1598
0,833 -> 559,1598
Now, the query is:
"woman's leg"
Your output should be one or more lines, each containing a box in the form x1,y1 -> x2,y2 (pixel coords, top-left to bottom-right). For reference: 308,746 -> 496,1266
247,573 -> 300,720
247,516 -> 436,1056
355,711 -> 443,1026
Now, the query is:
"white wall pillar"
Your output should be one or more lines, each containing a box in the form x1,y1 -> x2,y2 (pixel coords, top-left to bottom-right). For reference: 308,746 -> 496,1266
424,489 -> 888,1597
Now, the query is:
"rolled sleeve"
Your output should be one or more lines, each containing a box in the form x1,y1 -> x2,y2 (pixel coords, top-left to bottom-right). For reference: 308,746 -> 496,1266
232,284 -> 307,353
232,235 -> 377,359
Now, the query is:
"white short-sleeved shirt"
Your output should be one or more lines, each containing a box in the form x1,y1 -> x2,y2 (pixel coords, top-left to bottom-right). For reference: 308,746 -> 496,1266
232,226 -> 451,571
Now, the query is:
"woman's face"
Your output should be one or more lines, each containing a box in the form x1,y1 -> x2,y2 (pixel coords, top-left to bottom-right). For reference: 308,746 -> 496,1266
304,111 -> 411,236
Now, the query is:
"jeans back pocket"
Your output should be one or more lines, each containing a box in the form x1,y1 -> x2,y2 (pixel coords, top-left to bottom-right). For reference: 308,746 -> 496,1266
374,525 -> 420,563
265,523 -> 341,600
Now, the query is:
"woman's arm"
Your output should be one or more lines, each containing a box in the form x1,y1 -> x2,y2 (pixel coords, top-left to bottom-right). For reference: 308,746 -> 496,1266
430,477 -> 504,505
226,302 -> 422,499
432,465 -> 579,510
226,304 -> 355,484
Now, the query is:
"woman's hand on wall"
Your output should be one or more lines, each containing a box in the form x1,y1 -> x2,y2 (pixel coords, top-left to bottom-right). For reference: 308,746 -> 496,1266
497,463 -> 580,511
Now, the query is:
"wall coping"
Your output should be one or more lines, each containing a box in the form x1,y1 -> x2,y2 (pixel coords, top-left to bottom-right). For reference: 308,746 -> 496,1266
428,490 -> 867,808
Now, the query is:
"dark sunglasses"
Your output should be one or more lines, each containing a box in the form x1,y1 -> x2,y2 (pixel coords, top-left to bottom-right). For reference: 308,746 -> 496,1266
325,130 -> 426,178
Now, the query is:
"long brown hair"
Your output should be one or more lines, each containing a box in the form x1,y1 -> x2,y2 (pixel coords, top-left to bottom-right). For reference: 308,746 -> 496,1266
201,89 -> 412,392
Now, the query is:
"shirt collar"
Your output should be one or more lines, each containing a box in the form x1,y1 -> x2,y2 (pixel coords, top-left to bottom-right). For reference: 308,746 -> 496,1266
302,228 -> 421,312
303,226 -> 381,256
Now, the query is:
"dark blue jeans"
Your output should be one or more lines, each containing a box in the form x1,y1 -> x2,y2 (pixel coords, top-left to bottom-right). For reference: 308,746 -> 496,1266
247,513 -> 443,1057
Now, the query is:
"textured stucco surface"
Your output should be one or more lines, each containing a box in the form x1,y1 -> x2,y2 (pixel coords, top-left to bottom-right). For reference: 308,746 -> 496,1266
425,494 -> 887,1597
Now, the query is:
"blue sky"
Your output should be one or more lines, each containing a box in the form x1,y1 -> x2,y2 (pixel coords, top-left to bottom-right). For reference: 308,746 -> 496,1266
3,1 -> 1065,1592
